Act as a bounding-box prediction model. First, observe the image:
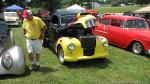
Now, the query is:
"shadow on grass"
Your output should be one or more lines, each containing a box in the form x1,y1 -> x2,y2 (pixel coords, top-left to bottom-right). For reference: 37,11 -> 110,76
0,66 -> 58,80
65,58 -> 112,69
46,47 -> 113,69
141,54 -> 150,59
0,66 -> 31,80
110,44 -> 150,59
33,66 -> 58,74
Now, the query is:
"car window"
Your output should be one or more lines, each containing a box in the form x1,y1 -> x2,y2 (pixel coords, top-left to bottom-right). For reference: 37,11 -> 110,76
100,18 -> 109,25
0,22 -> 7,35
0,21 -> 7,47
51,15 -> 58,24
60,15 -> 75,26
110,19 -> 123,27
124,19 -> 148,28
85,18 -> 97,28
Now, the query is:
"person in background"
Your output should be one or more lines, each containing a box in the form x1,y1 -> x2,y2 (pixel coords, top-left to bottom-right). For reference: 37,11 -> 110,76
147,17 -> 150,28
22,9 -> 46,71
17,10 -> 23,23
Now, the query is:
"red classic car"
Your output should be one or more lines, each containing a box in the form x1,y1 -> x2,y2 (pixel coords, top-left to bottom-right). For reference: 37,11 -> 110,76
93,15 -> 150,55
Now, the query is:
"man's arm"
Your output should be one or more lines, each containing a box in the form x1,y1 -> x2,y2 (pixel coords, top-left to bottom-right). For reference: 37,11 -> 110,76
23,28 -> 26,35
39,25 -> 47,40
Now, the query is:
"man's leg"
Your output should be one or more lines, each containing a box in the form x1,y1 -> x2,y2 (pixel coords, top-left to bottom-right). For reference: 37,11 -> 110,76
34,40 -> 43,70
26,39 -> 36,70
29,52 -> 35,64
35,53 -> 40,66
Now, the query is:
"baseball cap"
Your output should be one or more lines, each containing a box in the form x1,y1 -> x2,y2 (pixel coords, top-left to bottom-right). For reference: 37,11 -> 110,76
23,10 -> 32,18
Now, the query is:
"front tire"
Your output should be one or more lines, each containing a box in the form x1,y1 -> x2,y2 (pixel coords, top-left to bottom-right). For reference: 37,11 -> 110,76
57,46 -> 65,64
131,41 -> 144,55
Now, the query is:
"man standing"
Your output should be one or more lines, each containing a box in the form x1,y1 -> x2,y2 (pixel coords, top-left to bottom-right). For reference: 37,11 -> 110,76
22,9 -> 46,71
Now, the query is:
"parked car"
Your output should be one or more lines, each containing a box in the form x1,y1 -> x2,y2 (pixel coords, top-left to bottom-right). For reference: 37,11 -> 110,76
123,11 -> 135,16
0,13 -> 25,75
43,9 -> 109,64
3,12 -> 21,26
93,15 -> 150,55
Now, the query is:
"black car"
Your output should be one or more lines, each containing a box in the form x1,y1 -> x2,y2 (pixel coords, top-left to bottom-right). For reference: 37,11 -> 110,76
43,9 -> 108,64
43,9 -> 80,46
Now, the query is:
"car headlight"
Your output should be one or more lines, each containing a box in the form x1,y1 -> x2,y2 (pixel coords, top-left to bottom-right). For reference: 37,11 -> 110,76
68,43 -> 75,50
96,36 -> 109,47
1,52 -> 13,69
103,41 -> 109,47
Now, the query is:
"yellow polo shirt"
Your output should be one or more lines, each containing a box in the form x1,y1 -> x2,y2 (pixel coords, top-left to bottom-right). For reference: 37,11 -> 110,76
23,16 -> 46,39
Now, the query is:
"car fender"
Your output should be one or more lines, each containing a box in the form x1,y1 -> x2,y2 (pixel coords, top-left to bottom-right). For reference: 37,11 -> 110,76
128,39 -> 145,50
55,37 -> 81,54
0,45 -> 26,75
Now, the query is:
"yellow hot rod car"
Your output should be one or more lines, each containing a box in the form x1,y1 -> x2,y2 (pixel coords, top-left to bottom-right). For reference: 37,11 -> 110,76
43,9 -> 109,64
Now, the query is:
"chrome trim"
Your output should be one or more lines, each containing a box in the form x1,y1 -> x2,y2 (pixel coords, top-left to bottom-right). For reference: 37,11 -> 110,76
94,29 -> 108,34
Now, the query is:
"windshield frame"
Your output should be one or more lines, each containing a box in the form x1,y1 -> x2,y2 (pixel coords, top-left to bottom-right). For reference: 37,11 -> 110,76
59,14 -> 76,27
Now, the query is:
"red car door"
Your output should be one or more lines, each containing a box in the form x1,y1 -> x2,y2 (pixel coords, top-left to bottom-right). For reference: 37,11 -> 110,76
105,19 -> 132,48
93,18 -> 131,48
93,18 -> 110,40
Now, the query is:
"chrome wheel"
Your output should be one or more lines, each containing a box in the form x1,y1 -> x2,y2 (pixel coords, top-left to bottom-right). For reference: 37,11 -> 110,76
57,47 -> 65,64
132,42 -> 143,54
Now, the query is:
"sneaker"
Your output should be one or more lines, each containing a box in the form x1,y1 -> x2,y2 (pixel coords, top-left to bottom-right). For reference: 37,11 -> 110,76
29,64 -> 37,71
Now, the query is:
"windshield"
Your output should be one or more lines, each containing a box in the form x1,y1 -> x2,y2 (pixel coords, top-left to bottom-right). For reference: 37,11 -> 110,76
124,19 -> 148,28
0,22 -> 7,47
4,12 -> 18,17
86,18 -> 97,28
60,15 -> 76,26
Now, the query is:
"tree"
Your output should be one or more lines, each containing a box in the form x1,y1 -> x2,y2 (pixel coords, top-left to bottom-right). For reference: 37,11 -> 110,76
62,0 -> 100,9
135,0 -> 149,7
80,0 -> 99,9
3,0 -> 25,7
43,0 -> 62,15
29,0 -> 62,15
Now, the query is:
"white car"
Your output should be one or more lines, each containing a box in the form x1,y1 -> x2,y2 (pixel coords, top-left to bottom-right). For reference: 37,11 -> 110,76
4,12 -> 21,26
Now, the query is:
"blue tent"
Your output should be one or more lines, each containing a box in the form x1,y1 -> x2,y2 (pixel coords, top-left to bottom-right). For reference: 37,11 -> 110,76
5,4 -> 23,11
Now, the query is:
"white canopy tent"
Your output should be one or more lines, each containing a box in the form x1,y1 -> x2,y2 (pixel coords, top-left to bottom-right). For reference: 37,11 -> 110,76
66,4 -> 85,11
134,6 -> 150,13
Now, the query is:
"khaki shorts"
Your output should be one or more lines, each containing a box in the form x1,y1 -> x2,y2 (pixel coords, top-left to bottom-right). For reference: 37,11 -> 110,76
26,39 -> 43,54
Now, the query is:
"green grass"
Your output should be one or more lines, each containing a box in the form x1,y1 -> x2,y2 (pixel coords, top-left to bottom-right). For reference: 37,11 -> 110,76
0,26 -> 149,84
96,6 -> 142,13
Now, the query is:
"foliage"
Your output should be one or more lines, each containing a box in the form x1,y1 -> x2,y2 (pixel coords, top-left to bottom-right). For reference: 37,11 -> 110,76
111,1 -> 120,7
28,0 -> 62,15
105,0 -> 150,6
4,0 -> 25,7
135,0 -> 150,6
62,0 -> 100,9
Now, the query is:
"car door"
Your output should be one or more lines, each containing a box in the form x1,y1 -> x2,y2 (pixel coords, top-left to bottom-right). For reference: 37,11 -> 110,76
107,19 -> 125,46
106,18 -> 131,48
93,18 -> 110,40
